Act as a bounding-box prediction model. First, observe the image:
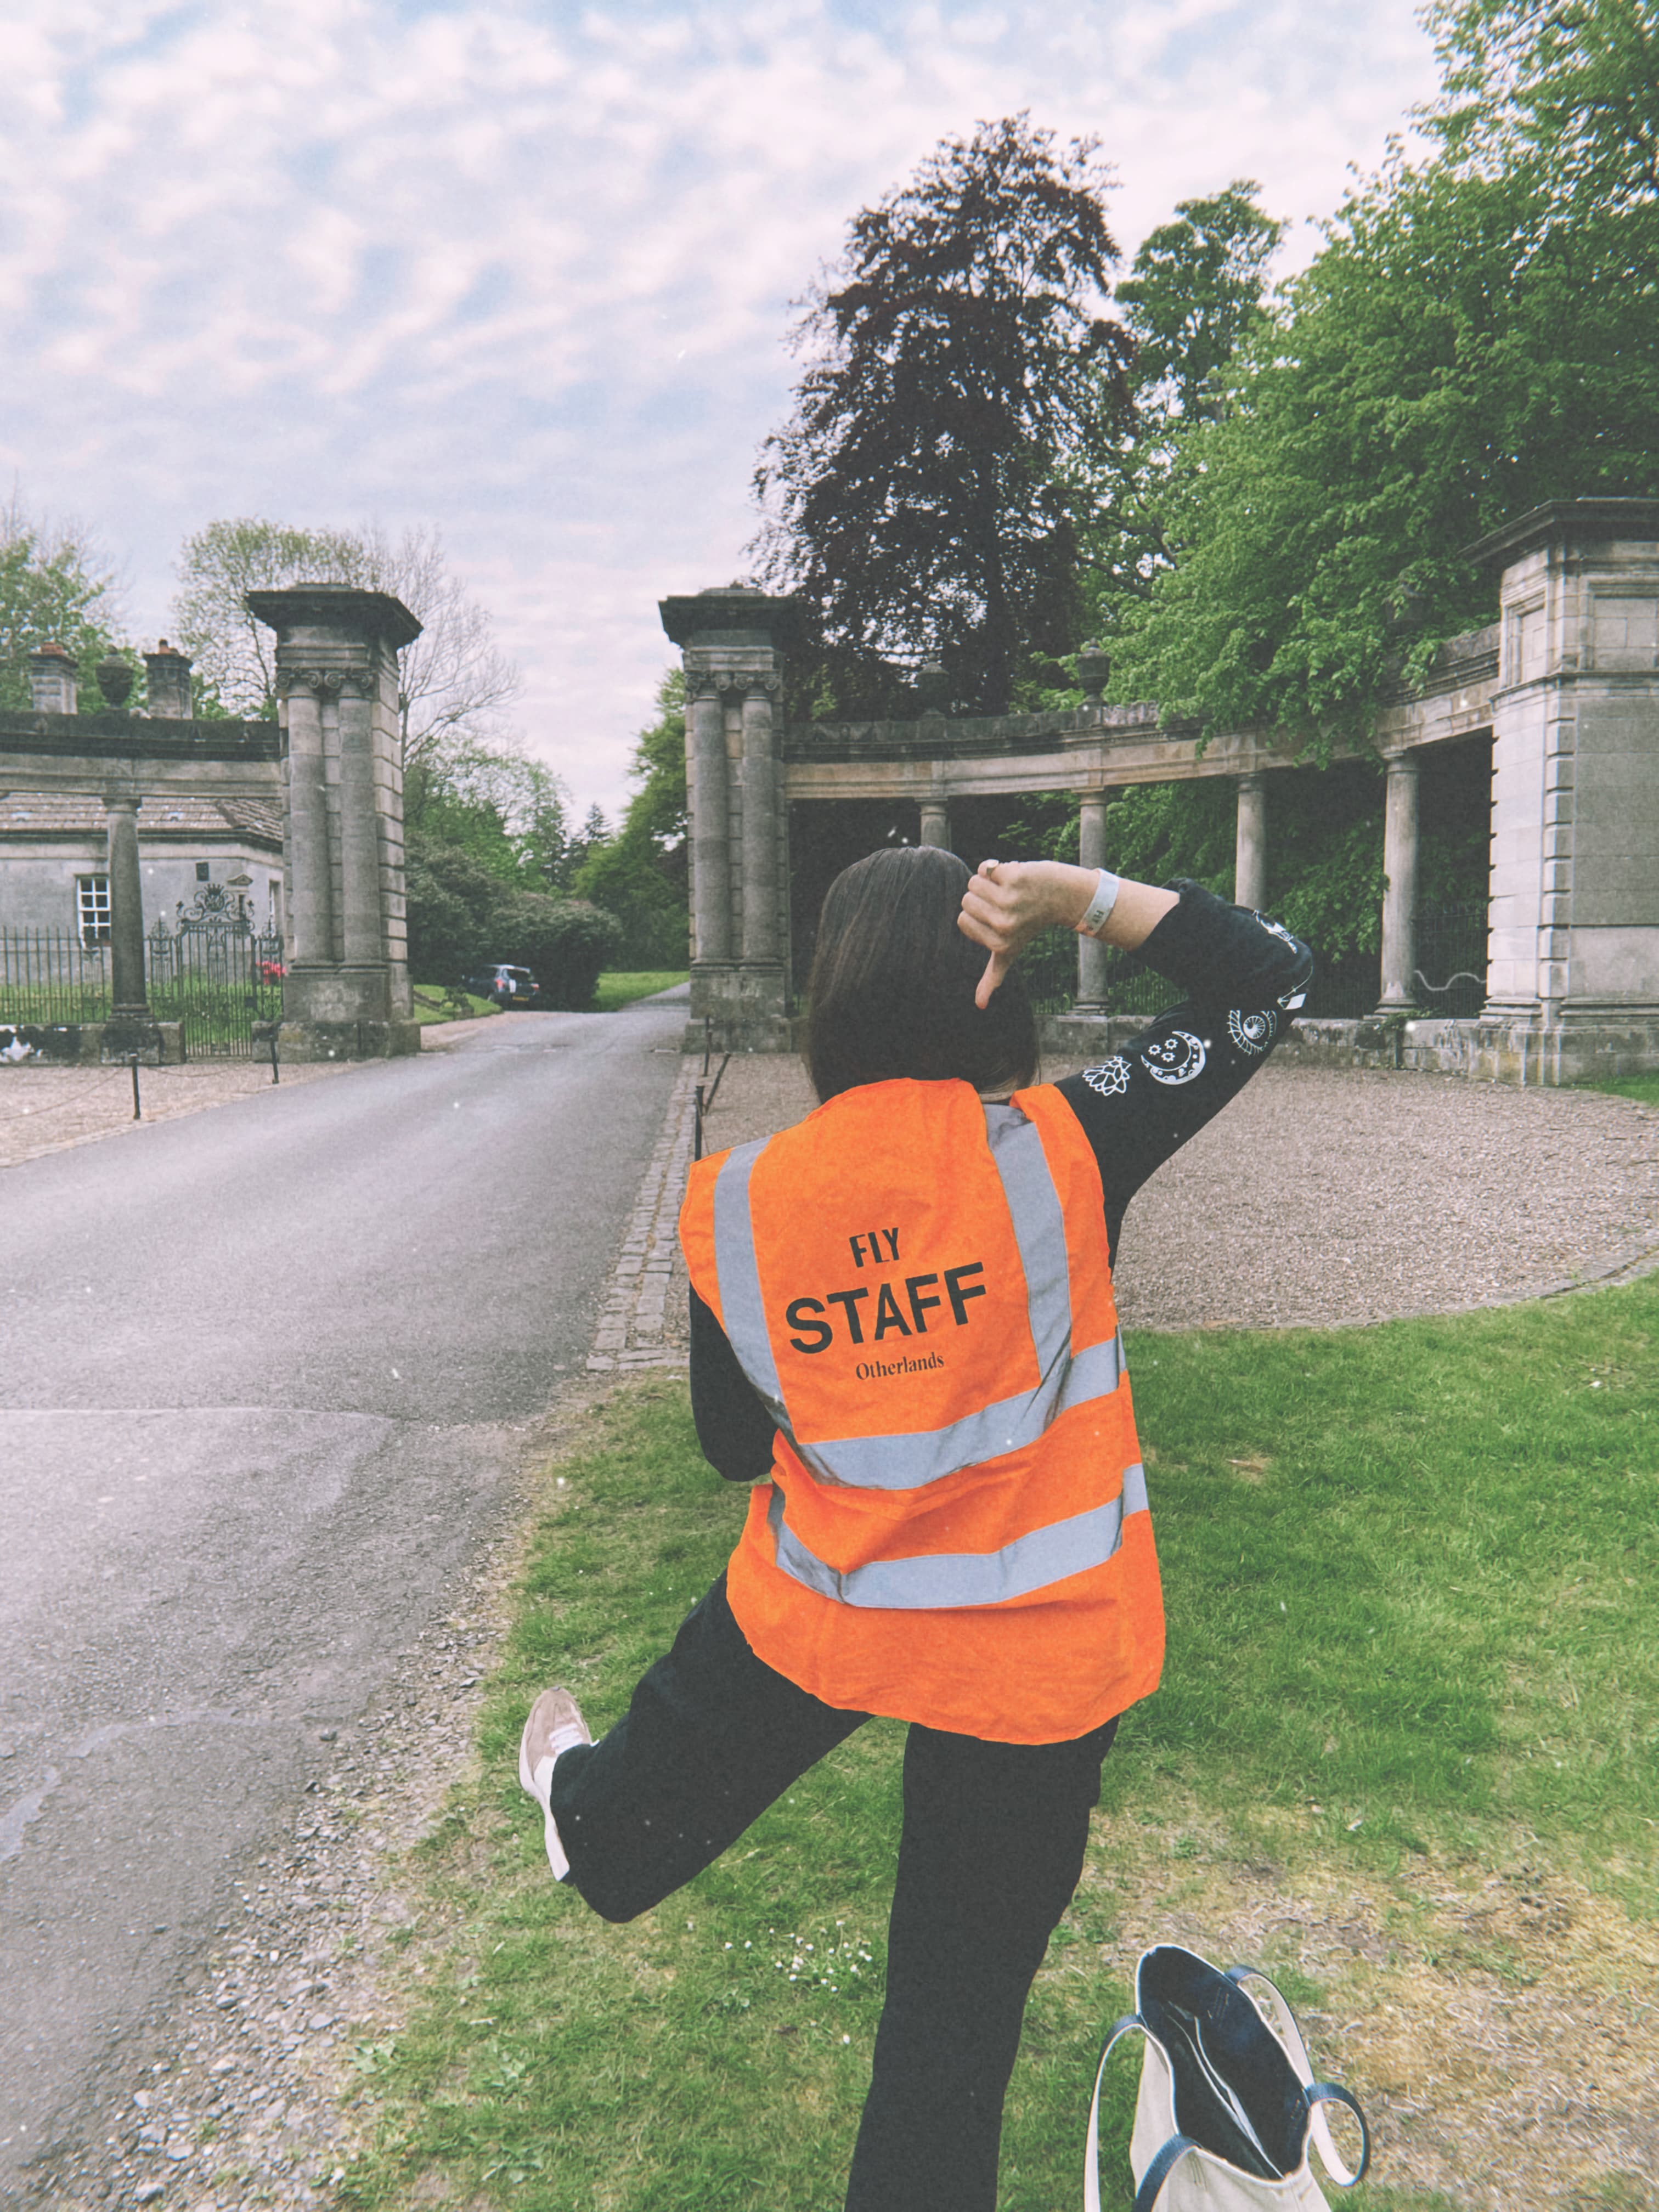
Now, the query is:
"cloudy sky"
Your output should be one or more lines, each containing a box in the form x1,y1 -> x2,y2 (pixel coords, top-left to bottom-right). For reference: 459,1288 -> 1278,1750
1,1 -> 1440,820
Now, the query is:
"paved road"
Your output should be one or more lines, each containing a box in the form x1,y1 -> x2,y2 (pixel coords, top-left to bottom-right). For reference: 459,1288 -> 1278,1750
0,998 -> 686,2198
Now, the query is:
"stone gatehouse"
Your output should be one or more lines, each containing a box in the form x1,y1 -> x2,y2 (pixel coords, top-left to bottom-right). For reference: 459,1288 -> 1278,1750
0,588 -> 421,1062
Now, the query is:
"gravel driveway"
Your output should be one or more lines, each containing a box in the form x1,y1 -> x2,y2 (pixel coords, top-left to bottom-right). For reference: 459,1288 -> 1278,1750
690,1056 -> 1659,1331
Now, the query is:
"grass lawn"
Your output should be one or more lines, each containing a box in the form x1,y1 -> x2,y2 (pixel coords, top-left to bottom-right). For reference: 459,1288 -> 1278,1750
1582,1072 -> 1659,1109
411,985 -> 499,1025
337,1280 -> 1657,2212
594,970 -> 689,1011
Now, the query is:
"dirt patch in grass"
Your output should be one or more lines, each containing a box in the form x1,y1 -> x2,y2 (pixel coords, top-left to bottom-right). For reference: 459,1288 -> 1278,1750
1071,1814 -> 1659,2211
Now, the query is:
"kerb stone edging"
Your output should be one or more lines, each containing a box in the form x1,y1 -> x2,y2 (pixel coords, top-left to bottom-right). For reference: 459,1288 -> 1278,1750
587,1057 -> 698,1370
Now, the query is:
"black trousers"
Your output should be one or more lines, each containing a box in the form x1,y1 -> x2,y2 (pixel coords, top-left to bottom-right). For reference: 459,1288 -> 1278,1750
546,1574 -> 1118,2211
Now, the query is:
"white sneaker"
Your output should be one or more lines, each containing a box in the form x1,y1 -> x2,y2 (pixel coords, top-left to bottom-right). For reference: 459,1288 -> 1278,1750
517,1685 -> 591,1879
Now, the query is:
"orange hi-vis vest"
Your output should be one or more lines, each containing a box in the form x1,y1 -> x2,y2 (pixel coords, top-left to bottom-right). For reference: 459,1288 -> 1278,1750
679,1078 -> 1164,1743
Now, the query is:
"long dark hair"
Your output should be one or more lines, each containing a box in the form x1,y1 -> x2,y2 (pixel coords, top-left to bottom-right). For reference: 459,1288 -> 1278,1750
804,845 -> 1037,1102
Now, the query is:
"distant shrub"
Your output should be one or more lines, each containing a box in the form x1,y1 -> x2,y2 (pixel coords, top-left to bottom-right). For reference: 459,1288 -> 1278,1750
406,834 -> 621,1007
498,895 -> 623,1011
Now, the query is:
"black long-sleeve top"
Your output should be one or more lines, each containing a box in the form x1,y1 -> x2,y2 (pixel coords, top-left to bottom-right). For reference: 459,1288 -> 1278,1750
690,882 -> 1314,1482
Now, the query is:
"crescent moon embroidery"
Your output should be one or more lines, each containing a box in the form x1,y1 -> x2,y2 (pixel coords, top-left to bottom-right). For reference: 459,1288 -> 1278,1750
1144,1030 -> 1207,1085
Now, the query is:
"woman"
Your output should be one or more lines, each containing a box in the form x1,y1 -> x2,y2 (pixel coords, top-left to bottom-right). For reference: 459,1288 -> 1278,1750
519,848 -> 1312,2210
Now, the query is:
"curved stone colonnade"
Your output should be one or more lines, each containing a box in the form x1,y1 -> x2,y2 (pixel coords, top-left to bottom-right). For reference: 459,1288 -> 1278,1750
664,500 -> 1659,1086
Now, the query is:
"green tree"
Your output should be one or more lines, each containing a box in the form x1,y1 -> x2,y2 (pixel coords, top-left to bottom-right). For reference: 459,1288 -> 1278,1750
0,494 -> 122,713
577,672 -> 689,967
753,115 -> 1135,715
1424,0 -> 1659,223
172,518 -> 518,769
405,741 -> 576,887
1115,181 -> 1285,425
1078,180 -> 1285,634
404,831 -> 621,1007
1111,129 -> 1659,748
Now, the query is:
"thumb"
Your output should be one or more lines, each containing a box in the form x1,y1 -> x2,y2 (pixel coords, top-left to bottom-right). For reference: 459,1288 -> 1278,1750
975,948 -> 1011,1011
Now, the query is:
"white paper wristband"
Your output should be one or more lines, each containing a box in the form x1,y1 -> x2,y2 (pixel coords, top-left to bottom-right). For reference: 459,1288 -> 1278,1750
1076,867 -> 1122,938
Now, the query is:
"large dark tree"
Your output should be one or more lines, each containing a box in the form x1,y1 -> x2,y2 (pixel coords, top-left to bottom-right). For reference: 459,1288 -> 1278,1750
753,115 -> 1134,716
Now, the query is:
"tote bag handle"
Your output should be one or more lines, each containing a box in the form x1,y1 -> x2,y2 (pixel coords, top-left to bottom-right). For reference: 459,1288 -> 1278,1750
1084,2014 -> 1146,2212
1226,1967 -> 1370,2186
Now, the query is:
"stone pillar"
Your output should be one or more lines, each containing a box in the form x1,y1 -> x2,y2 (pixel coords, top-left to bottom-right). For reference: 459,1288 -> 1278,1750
1234,772 -> 1268,912
1074,792 -> 1113,1014
27,642 -> 78,715
246,586 -> 422,1059
741,676 -> 782,963
688,678 -> 731,964
1376,755 -> 1420,1012
1471,497 -> 1659,1080
919,799 -> 952,850
283,679 -> 334,968
104,789 -> 149,1018
143,642 -> 194,720
336,675 -> 384,968
661,586 -> 806,1052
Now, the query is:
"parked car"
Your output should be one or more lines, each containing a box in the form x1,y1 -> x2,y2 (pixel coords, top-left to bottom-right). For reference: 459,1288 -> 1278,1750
462,963 -> 539,1008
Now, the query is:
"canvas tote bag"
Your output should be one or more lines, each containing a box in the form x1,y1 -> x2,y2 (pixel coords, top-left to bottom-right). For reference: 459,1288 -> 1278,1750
1085,1944 -> 1370,2212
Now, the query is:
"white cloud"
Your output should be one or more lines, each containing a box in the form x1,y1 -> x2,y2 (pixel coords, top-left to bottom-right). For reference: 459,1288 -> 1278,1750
0,0 -> 1438,814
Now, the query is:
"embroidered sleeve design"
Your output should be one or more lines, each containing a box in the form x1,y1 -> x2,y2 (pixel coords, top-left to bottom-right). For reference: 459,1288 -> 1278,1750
1081,1055 -> 1131,1098
1144,1030 -> 1208,1085
1227,1007 -> 1277,1057
1252,912 -> 1299,948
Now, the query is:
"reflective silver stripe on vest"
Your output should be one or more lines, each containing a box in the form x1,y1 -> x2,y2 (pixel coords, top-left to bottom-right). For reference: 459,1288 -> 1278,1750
792,1330 -> 1126,1492
712,1102 -> 1127,1491
713,1137 -> 789,1429
766,1470 -> 1148,1610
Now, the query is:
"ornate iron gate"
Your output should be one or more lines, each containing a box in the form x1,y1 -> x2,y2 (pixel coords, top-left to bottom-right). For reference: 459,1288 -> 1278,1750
145,885 -> 284,1059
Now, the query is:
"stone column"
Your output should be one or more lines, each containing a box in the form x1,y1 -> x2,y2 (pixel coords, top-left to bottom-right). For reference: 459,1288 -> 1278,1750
1074,792 -> 1113,1014
688,678 -> 731,963
336,674 -> 384,968
1234,772 -> 1268,912
661,586 -> 805,1051
741,676 -> 781,963
281,676 -> 336,968
246,586 -> 422,1059
919,799 -> 952,851
1376,754 -> 1420,1012
104,789 -> 149,1018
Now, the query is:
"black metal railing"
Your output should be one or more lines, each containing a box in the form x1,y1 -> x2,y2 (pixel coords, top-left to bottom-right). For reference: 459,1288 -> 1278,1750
1018,928 -> 1169,1020
0,920 -> 285,1057
1412,900 -> 1489,1017
0,929 -> 113,1026
145,919 -> 285,1058
1020,900 -> 1489,1026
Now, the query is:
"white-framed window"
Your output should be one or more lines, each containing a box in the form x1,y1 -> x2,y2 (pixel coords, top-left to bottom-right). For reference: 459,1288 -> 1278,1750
76,874 -> 111,947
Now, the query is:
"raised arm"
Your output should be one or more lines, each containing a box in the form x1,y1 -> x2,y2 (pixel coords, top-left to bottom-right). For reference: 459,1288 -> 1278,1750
957,859 -> 1178,1008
